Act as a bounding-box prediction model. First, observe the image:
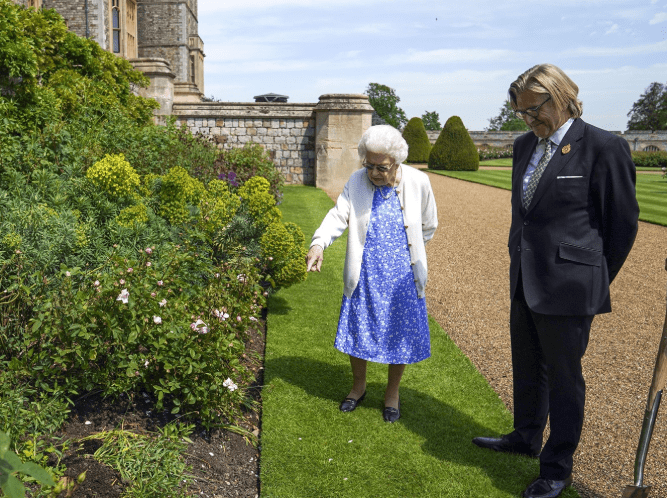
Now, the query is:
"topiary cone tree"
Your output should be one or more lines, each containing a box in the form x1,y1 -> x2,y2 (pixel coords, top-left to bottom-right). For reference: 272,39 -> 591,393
428,116 -> 479,171
402,117 -> 432,163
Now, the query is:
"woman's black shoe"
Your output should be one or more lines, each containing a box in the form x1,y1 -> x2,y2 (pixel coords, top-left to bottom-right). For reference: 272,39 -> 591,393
383,400 -> 401,423
339,391 -> 366,412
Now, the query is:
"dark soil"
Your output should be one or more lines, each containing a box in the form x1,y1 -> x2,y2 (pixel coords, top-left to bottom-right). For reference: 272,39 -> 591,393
45,326 -> 265,498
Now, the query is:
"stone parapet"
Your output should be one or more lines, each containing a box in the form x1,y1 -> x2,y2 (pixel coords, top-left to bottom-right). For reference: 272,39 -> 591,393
314,94 -> 374,196
130,58 -> 175,124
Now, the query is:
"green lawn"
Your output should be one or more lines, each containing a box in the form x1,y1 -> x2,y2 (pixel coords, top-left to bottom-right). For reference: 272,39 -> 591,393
259,185 -> 580,498
479,158 -> 513,167
428,169 -> 667,226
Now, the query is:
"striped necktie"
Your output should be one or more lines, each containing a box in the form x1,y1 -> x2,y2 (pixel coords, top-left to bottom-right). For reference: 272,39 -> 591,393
523,138 -> 552,209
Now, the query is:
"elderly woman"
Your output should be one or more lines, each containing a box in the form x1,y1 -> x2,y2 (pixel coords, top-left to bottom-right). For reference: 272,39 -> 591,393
306,125 -> 438,423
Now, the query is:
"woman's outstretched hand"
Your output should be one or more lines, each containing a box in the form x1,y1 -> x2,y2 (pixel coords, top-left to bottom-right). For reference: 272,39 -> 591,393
306,245 -> 324,272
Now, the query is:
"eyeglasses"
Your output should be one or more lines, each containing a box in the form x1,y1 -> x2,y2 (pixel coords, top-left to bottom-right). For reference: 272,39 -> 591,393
514,95 -> 551,119
362,161 -> 395,173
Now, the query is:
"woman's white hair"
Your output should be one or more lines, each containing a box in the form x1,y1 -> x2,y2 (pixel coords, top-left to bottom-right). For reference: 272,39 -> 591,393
357,125 -> 408,165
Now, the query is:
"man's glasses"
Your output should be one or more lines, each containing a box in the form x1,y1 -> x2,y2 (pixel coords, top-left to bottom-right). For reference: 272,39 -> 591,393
514,95 -> 551,119
363,161 -> 394,173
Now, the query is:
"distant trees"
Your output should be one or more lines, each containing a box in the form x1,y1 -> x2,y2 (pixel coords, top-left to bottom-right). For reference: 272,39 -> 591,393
627,82 -> 667,132
421,111 -> 441,131
365,83 -> 408,129
487,100 -> 529,132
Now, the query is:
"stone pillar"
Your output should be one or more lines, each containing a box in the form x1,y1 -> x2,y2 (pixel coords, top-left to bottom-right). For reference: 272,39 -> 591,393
314,94 -> 374,197
129,58 -> 175,125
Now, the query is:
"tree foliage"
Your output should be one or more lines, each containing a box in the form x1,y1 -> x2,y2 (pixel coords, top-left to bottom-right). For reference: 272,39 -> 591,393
0,0 -> 156,134
402,117 -> 431,163
627,82 -> 667,132
365,83 -> 407,129
487,100 -> 529,132
421,111 -> 441,131
428,116 -> 479,171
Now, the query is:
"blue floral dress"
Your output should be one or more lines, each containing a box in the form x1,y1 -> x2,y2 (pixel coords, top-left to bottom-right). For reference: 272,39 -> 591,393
334,185 -> 430,364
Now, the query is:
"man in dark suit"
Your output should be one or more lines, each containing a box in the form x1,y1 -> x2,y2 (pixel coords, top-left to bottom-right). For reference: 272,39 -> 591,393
472,64 -> 639,498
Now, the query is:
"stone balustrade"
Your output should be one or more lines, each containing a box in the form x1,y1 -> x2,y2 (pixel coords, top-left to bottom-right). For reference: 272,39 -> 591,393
427,129 -> 667,151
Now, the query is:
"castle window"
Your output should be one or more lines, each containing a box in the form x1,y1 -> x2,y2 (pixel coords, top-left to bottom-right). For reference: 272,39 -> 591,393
190,55 -> 196,83
112,0 -> 120,53
125,0 -> 137,58
644,145 -> 660,152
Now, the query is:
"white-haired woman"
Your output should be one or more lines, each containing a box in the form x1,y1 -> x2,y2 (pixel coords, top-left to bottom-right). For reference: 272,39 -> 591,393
306,125 -> 438,423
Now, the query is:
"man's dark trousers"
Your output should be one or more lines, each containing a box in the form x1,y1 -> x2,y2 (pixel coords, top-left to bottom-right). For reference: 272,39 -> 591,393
510,274 -> 594,480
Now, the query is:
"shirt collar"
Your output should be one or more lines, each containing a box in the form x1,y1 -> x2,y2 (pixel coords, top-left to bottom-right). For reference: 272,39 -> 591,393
547,118 -> 574,147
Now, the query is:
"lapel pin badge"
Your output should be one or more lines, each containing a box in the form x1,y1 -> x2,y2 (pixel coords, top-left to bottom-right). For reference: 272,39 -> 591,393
562,144 -> 571,155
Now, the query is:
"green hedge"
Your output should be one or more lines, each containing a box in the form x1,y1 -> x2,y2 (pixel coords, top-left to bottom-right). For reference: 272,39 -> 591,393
632,151 -> 667,169
428,116 -> 479,171
402,117 -> 432,163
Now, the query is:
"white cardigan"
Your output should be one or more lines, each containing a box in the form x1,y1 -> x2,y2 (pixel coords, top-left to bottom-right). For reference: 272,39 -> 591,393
310,165 -> 438,299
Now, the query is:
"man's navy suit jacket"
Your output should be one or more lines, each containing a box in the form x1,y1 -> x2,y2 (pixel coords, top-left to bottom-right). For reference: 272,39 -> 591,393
508,118 -> 639,316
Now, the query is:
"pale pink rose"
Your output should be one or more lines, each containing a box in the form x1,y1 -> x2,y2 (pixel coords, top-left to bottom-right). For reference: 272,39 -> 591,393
145,247 -> 152,254
159,299 -> 167,307
237,316 -> 242,322
153,316 -> 162,324
250,317 -> 258,322
157,280 -> 164,286
127,268 -> 133,273
65,271 -> 71,277
223,378 -> 238,392
151,292 -> 156,297
116,289 -> 130,304
94,280 -> 100,287
146,262 -> 151,267
191,319 -> 208,334
119,279 -> 125,285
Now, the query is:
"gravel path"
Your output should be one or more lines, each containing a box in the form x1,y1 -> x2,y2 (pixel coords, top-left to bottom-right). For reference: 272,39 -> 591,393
423,172 -> 667,498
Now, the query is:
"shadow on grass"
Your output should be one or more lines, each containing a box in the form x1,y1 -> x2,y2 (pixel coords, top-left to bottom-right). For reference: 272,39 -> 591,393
266,355 -> 536,496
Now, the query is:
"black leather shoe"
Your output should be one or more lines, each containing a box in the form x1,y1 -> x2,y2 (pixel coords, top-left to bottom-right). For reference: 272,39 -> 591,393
339,391 -> 366,412
383,400 -> 400,423
523,476 -> 573,498
471,434 -> 540,458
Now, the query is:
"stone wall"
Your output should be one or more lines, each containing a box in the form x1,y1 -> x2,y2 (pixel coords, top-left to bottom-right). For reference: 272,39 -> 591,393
173,102 -> 318,185
43,0 -> 106,49
172,94 -> 374,193
427,129 -> 667,151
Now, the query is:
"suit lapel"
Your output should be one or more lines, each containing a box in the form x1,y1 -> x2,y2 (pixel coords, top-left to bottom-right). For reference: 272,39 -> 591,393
525,118 -> 585,213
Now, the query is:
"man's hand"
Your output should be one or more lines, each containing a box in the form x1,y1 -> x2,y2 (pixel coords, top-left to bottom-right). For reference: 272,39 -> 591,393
306,245 -> 324,272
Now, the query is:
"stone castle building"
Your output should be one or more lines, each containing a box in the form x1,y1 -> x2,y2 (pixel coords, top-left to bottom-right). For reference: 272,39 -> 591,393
12,0 -> 205,113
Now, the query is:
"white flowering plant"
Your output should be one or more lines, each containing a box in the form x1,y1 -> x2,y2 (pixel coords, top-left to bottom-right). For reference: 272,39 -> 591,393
25,242 -> 266,426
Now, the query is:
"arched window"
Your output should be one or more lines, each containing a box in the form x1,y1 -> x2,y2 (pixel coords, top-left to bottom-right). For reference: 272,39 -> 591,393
112,0 -> 121,54
644,145 -> 660,152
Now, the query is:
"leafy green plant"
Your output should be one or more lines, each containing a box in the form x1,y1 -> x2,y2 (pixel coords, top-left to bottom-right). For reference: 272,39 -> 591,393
79,424 -> 194,498
402,117 -> 432,163
203,143 -> 284,201
428,116 -> 479,171
0,430 -> 55,498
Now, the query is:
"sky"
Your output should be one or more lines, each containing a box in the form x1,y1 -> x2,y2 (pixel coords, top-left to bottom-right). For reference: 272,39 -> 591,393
198,0 -> 667,132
